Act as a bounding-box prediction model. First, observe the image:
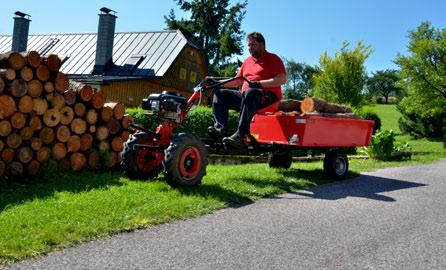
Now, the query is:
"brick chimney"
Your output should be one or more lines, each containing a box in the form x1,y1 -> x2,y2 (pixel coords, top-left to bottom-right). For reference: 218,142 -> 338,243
12,11 -> 31,52
92,7 -> 117,75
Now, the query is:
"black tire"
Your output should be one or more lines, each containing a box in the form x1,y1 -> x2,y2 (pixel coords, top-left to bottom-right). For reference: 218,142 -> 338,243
163,133 -> 207,187
323,150 -> 349,180
121,131 -> 163,180
268,151 -> 292,169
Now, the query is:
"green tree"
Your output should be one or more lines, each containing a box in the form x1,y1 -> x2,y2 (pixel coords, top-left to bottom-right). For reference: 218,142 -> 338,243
395,22 -> 446,138
313,41 -> 373,107
366,69 -> 401,103
165,0 -> 247,76
282,59 -> 318,99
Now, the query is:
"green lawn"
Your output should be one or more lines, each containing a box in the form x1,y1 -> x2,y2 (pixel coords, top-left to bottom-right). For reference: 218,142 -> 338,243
1,104 -> 445,266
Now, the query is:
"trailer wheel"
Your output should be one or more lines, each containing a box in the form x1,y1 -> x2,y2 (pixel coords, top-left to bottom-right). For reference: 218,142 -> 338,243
323,150 -> 349,180
268,152 -> 292,169
121,131 -> 163,180
163,133 -> 207,187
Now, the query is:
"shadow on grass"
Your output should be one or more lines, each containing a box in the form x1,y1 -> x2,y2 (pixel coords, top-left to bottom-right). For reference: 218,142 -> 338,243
0,168 -> 124,212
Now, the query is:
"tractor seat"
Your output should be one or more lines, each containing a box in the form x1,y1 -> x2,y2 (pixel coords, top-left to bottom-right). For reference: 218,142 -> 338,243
256,100 -> 280,115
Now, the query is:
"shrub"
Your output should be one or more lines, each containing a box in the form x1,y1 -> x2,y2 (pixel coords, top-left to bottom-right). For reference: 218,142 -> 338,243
397,102 -> 446,139
356,107 -> 381,134
126,106 -> 239,138
364,129 -> 411,161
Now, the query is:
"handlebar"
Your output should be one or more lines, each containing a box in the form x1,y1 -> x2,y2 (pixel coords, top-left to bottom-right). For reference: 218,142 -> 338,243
194,76 -> 250,92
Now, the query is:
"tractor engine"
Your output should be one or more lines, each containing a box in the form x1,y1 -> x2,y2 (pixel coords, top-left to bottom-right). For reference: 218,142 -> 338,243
142,91 -> 188,123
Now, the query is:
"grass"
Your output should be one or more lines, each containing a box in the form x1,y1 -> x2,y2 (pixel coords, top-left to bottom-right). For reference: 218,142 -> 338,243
1,104 -> 445,267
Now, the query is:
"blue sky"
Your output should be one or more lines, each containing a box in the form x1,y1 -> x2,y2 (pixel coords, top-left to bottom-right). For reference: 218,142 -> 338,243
1,0 -> 445,74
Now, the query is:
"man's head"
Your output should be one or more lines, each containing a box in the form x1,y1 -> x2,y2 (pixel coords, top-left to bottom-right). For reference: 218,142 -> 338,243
247,32 -> 265,58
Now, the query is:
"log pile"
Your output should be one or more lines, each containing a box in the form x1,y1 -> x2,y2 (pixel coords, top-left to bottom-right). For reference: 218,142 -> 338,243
276,97 -> 356,118
0,51 -> 134,178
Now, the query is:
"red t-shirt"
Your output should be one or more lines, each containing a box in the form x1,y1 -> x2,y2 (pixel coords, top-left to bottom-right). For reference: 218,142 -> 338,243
236,51 -> 286,99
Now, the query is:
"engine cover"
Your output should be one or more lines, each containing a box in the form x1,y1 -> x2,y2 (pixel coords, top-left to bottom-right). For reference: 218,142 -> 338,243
142,91 -> 187,122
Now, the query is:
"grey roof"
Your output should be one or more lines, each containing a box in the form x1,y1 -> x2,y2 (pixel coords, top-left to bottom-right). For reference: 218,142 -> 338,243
0,30 -> 200,78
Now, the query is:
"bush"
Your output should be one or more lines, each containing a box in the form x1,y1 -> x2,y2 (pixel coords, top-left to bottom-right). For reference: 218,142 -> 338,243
356,107 -> 381,134
364,129 -> 411,161
126,106 -> 240,138
397,102 -> 446,138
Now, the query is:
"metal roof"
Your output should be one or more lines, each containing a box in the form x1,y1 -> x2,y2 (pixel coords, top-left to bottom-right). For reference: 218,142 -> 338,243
0,30 -> 199,78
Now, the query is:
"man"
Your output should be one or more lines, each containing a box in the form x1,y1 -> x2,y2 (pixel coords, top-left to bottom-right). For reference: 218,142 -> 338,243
208,32 -> 287,147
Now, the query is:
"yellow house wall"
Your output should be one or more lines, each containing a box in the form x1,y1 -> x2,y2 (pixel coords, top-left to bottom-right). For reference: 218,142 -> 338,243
98,46 -> 208,107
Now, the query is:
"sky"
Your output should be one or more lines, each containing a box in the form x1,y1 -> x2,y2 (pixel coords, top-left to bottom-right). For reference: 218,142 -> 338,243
1,0 -> 445,74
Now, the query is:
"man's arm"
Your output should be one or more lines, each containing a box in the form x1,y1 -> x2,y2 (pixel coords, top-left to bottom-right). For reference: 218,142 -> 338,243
255,73 -> 287,88
220,78 -> 243,88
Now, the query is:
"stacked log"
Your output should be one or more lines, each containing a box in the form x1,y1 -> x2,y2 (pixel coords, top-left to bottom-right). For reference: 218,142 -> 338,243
0,51 -> 134,178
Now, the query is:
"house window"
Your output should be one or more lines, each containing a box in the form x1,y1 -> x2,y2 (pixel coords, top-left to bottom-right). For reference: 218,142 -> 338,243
190,71 -> 197,83
180,68 -> 187,80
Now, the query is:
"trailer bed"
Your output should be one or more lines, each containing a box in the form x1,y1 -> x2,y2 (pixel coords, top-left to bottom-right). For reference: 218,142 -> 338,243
250,114 -> 374,147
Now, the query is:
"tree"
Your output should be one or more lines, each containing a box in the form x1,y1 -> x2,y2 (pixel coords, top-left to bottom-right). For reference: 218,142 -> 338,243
395,22 -> 446,138
313,41 -> 373,108
282,59 -> 318,99
366,69 -> 401,103
165,0 -> 247,76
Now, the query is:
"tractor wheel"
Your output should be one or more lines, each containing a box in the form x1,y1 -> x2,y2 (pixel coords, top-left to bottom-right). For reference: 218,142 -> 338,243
268,151 -> 292,169
163,133 -> 207,187
121,131 -> 164,180
323,150 -> 349,180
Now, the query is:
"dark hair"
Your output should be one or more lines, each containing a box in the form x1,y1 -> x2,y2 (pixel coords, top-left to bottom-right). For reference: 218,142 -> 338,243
247,32 -> 265,46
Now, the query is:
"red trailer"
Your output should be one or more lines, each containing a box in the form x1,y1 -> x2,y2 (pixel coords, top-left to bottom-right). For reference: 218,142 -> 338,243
121,77 -> 375,187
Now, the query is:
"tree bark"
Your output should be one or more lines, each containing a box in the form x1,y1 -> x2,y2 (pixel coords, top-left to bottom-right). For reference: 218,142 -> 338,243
56,125 -> 71,143
20,127 -> 34,141
100,106 -> 113,123
86,109 -> 98,125
20,66 -> 34,82
46,54 -> 61,72
91,90 -> 106,109
11,112 -> 26,129
52,142 -> 67,160
111,137 -> 124,152
55,72 -> 69,93
107,119 -> 121,135
29,116 -> 42,131
80,133 -> 93,152
74,102 -> 86,117
79,85 -> 94,102
32,98 -> 48,115
0,77 -> 4,93
278,99 -> 302,113
10,79 -> 28,97
70,152 -> 86,171
26,51 -> 42,68
70,118 -> 87,135
37,147 -> 51,163
60,106 -> 74,125
18,95 -> 33,113
28,80 -> 43,97
27,160 -> 41,176
7,132 -> 22,148
30,137 -> 43,151
104,102 -> 125,120
0,120 -> 12,136
44,81 -> 54,93
39,127 -> 55,145
67,135 -> 81,152
43,109 -> 61,127
46,93 -> 65,110
36,65 -> 50,81
2,148 -> 15,163
96,125 -> 109,141
0,95 -> 17,119
300,97 -> 353,114
18,146 -> 33,163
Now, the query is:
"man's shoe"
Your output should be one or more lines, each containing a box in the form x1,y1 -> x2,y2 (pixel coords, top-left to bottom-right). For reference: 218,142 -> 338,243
208,126 -> 226,138
222,133 -> 246,148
